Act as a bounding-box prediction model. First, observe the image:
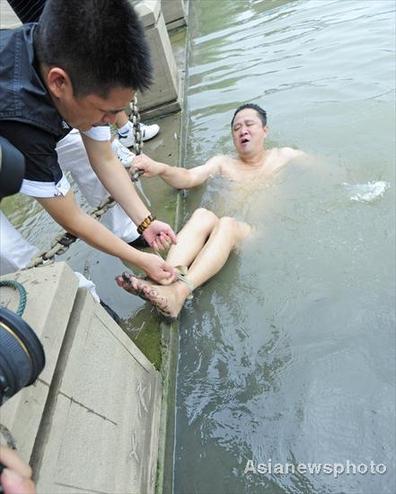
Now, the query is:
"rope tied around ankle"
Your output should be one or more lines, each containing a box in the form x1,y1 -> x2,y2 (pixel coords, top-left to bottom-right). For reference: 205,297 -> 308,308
153,248 -> 194,299
174,265 -> 194,300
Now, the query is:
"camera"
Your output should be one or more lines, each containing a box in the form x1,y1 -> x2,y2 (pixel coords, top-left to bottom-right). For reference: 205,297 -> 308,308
0,307 -> 45,407
0,136 -> 45,406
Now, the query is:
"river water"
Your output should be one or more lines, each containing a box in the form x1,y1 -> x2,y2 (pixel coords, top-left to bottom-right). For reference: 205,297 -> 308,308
173,1 -> 395,493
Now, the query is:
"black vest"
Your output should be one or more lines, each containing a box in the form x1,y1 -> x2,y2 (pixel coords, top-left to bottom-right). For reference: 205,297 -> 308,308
0,24 -> 69,140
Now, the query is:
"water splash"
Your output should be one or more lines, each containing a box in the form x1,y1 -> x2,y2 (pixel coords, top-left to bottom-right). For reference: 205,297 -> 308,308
343,181 -> 390,203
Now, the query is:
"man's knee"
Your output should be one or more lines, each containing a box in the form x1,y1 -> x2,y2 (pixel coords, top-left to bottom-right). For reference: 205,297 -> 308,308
218,216 -> 237,230
191,208 -> 219,230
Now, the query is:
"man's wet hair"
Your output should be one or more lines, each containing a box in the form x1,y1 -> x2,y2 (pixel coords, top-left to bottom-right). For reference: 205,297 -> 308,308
231,104 -> 267,128
35,0 -> 152,97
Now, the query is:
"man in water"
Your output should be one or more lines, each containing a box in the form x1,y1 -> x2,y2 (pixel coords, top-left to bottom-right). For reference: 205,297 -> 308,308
132,103 -> 305,184
116,104 -> 305,319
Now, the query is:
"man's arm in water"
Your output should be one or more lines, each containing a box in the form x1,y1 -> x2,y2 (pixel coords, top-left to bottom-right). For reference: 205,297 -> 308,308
132,154 -> 224,189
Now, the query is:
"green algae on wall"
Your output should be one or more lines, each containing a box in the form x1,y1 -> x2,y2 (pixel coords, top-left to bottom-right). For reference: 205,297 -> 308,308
121,309 -> 163,370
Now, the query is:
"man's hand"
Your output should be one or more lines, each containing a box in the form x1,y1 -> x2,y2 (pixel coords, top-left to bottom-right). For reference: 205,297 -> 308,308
130,154 -> 163,178
143,220 -> 177,251
140,252 -> 177,284
0,447 -> 36,494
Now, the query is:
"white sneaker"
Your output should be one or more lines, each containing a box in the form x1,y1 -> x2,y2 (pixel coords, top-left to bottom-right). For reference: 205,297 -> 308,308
111,139 -> 135,168
141,123 -> 160,141
118,122 -> 160,148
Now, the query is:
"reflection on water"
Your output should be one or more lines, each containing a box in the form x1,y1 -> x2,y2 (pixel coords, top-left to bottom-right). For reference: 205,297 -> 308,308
174,1 -> 395,493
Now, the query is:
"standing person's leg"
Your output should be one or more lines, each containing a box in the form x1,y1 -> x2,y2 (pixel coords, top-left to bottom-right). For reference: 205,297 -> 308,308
1,204 -> 109,311
56,130 -> 141,244
0,211 -> 38,275
1,209 -> 103,304
116,210 -> 251,318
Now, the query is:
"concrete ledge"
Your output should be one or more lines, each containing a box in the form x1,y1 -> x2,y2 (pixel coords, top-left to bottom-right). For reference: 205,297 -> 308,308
135,1 -> 181,113
141,98 -> 182,119
0,264 -> 162,494
134,0 -> 161,27
33,288 -> 162,494
161,0 -> 186,31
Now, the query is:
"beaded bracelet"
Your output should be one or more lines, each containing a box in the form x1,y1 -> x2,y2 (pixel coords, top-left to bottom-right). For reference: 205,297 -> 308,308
137,214 -> 156,235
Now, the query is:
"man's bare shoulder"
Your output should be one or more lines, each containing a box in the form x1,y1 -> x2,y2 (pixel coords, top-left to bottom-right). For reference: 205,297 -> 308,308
265,147 -> 307,174
277,147 -> 306,160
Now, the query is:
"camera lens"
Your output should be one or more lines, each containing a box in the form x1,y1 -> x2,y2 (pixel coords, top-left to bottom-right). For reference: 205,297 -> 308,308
0,307 -> 45,405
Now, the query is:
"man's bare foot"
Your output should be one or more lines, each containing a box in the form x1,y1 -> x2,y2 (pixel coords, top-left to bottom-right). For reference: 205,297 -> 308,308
115,272 -> 188,319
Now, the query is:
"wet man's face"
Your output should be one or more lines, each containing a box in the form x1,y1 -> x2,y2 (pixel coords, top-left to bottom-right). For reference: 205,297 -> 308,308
231,109 -> 267,156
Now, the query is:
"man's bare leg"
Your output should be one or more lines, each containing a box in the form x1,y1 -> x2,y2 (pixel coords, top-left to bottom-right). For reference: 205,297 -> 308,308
116,212 -> 250,318
184,216 -> 250,288
166,208 -> 219,267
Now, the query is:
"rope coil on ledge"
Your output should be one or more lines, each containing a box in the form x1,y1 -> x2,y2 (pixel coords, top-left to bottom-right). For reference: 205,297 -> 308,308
0,280 -> 27,316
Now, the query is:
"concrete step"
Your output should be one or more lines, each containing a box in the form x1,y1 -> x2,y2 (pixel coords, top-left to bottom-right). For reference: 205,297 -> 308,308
0,262 -> 162,494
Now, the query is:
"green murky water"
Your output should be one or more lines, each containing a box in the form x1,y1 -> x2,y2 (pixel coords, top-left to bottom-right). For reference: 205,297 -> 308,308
174,1 -> 395,493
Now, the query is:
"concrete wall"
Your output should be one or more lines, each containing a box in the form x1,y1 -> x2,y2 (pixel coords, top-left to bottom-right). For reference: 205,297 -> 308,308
0,263 -> 162,494
162,0 -> 187,31
134,0 -> 182,116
